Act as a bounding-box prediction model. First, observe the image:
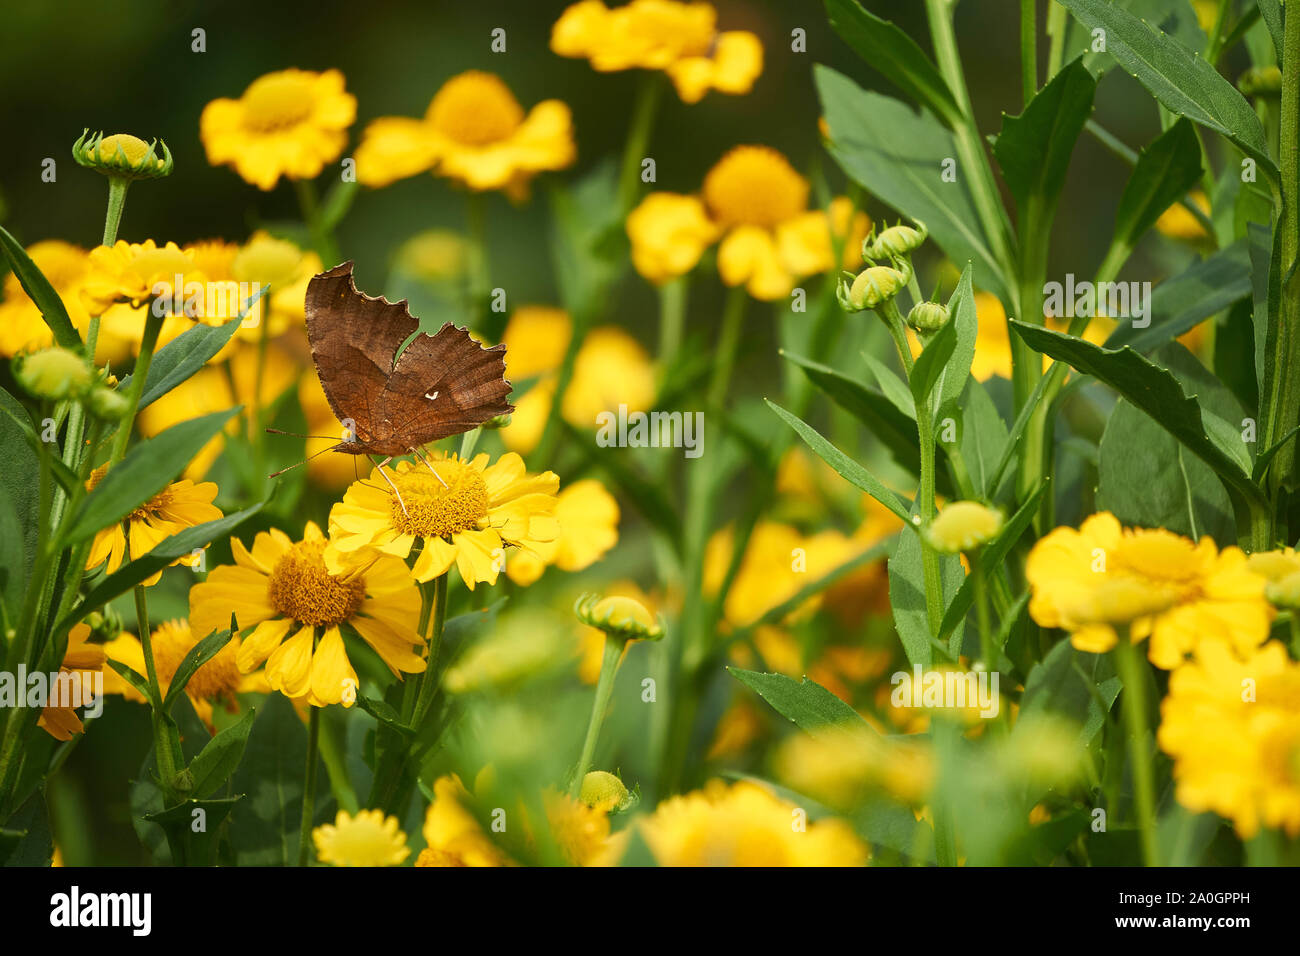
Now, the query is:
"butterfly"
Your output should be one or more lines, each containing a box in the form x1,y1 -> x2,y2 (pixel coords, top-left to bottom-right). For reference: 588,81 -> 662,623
297,261 -> 514,507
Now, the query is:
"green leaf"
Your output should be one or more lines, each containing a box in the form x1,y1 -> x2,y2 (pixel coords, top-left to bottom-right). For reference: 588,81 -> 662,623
142,796 -> 243,866
162,626 -> 235,714
954,377 -> 1009,498
936,266 -> 978,415
128,312 -> 254,410
357,695 -> 412,737
187,708 -> 256,799
1017,638 -> 1119,747
0,225 -> 81,351
823,0 -> 961,126
1110,118 -> 1203,253
727,668 -> 872,735
549,161 -> 626,324
0,482 -> 26,622
889,529 -> 967,665
936,481 -> 1046,646
62,408 -> 239,545
1105,239 -> 1252,350
0,789 -> 52,866
106,658 -> 152,700
228,693 -> 312,866
766,399 -> 912,522
1061,0 -> 1207,77
0,388 -> 40,591
992,58 -> 1096,209
816,65 -> 1009,301
908,308 -> 958,407
1009,321 -> 1263,506
860,351 -> 915,417
1056,0 -> 1275,181
1097,398 -> 1235,544
57,502 -> 265,633
1257,0 -> 1284,63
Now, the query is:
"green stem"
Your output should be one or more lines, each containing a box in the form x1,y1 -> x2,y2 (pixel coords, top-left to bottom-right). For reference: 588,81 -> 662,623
1019,0 -> 1038,106
107,310 -> 164,466
103,177 -> 129,247
317,710 -> 359,815
411,574 -> 448,731
657,277 -> 687,383
570,636 -> 623,796
618,76 -> 664,212
293,178 -> 339,268
973,557 -> 994,670
466,193 -> 498,340
1114,636 -> 1158,867
1204,0 -> 1231,64
298,703 -> 321,866
1045,2 -> 1067,78
1269,8 -> 1300,488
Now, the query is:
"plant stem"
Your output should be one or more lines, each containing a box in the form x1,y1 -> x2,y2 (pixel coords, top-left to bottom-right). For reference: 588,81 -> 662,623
103,177 -> 129,247
1114,636 -> 1158,867
1045,1 -> 1067,78
1019,0 -> 1038,106
298,703 -> 321,866
973,557 -> 994,670
657,277 -> 687,382
466,193 -> 498,339
107,310 -> 164,466
1270,9 -> 1300,488
570,636 -> 623,796
618,76 -> 664,212
411,574 -> 448,731
294,178 -> 339,267
134,581 -> 181,805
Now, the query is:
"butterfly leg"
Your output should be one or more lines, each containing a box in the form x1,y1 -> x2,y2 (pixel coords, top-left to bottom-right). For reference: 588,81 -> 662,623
374,457 -> 410,517
411,447 -> 449,490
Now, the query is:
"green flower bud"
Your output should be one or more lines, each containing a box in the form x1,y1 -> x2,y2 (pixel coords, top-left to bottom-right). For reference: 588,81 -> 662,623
863,219 -> 928,260
1239,66 -> 1282,97
73,130 -> 173,181
574,593 -> 663,643
172,768 -> 195,795
84,606 -> 124,643
579,771 -> 639,813
840,261 -> 911,311
483,413 -> 512,430
87,386 -> 130,421
907,300 -> 951,334
13,347 -> 92,401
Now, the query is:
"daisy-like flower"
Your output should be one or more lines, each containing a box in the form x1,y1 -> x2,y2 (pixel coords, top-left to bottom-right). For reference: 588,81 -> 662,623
83,467 -> 222,586
38,625 -> 107,741
230,231 -> 322,338
628,147 -> 870,300
1159,639 -> 1300,838
79,240 -> 203,317
505,479 -> 620,586
416,774 -> 515,867
640,779 -> 867,866
775,723 -> 935,810
100,620 -> 260,727
313,810 -> 410,867
551,0 -> 763,104
188,522 -> 425,707
354,71 -> 574,198
324,453 -> 559,589
1025,512 -> 1272,668
0,241 -> 101,359
200,68 -> 356,191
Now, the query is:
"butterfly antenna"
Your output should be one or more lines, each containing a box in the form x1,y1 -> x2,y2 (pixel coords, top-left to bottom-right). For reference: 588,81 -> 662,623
374,457 -> 410,517
411,447 -> 449,489
267,442 -> 337,479
266,427 -> 348,441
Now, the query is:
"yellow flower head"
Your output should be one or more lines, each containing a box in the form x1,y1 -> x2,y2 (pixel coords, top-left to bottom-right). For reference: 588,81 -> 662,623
72,130 -> 172,181
1159,639 -> 1300,838
12,347 -> 92,401
505,479 -> 620,586
925,501 -> 1003,553
80,240 -> 202,316
324,453 -> 559,589
230,231 -> 322,338
313,809 -> 410,866
82,466 -> 222,587
551,0 -> 763,103
418,774 -> 514,867
37,625 -> 106,741
0,241 -> 96,358
1026,513 -> 1272,668
355,71 -> 574,197
579,771 -> 634,813
626,193 -> 719,283
200,68 -> 356,190
189,521 -> 426,707
774,723 -> 934,809
575,593 -> 663,642
640,779 -> 867,866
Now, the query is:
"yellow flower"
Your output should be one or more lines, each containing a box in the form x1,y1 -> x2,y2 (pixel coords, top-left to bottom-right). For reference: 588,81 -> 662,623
543,790 -> 628,866
299,372 -> 365,489
354,71 -> 574,197
501,305 -> 573,380
774,724 -> 934,809
83,467 -> 222,586
551,0 -> 763,103
324,453 -> 559,589
417,774 -> 514,867
79,240 -> 202,317
37,625 -> 106,741
579,771 -> 632,812
189,521 -> 426,707
505,479 -> 620,586
1159,639 -> 1300,838
626,193 -> 718,283
1246,547 -> 1300,609
100,620 -> 255,727
1155,190 -> 1210,242
575,581 -> 660,683
925,501 -> 1003,553
576,593 -> 663,642
0,241 -> 127,362
313,810 -> 410,866
200,69 -> 356,190
1026,512 -> 1271,668
640,779 -> 867,866
392,230 -> 469,282
230,232 -> 322,339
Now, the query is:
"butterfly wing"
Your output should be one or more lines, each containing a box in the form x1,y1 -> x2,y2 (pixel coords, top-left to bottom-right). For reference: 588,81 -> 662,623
376,322 -> 515,447
304,261 -> 419,446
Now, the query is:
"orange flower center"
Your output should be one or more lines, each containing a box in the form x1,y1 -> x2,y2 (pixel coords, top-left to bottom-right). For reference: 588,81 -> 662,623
703,146 -> 809,229
389,459 -> 489,539
267,539 -> 365,627
241,72 -> 316,132
426,71 -> 523,147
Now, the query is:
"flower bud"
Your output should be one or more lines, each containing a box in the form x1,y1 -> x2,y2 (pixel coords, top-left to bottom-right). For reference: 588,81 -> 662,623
1239,66 -> 1282,97
73,130 -> 173,181
579,771 -> 638,813
863,219 -> 928,260
84,606 -> 124,643
13,347 -> 92,401
907,300 -> 950,334
924,501 -> 1003,553
840,262 -> 910,311
574,593 -> 663,643
87,386 -> 130,421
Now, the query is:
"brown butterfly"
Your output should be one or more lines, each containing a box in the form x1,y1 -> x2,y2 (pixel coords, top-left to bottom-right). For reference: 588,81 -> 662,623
297,261 -> 513,508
